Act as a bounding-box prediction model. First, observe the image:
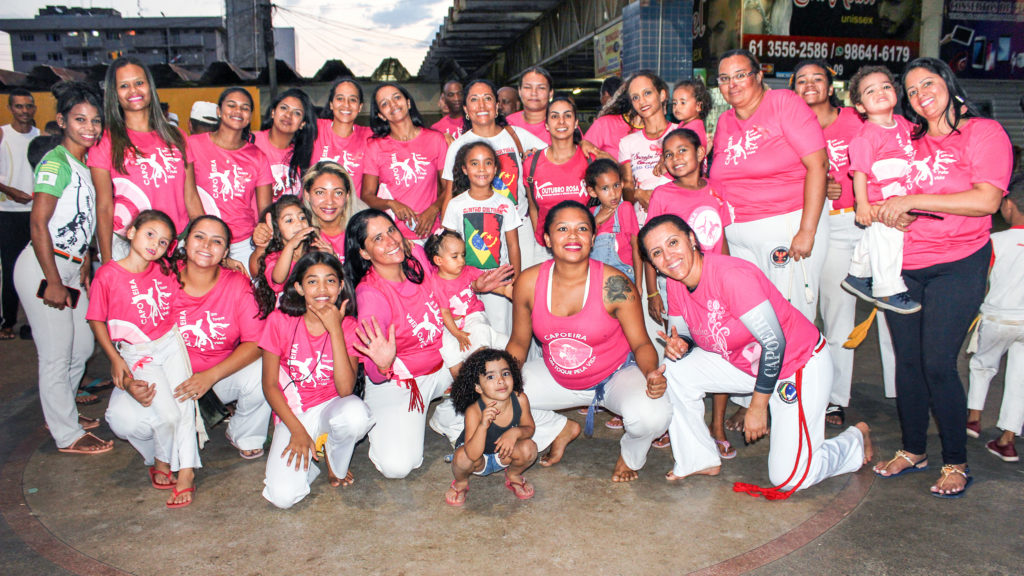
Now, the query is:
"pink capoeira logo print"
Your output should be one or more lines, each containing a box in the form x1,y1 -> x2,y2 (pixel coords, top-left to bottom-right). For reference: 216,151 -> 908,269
548,338 -> 594,371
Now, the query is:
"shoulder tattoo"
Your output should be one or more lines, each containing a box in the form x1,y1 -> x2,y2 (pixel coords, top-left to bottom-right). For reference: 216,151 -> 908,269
604,275 -> 633,303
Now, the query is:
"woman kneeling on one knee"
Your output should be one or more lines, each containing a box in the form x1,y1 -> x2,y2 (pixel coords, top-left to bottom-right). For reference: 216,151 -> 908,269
639,214 -> 871,493
506,200 -> 671,482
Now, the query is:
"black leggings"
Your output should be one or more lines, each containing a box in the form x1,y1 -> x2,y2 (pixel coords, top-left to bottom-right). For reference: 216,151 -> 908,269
884,242 -> 990,465
0,211 -> 31,329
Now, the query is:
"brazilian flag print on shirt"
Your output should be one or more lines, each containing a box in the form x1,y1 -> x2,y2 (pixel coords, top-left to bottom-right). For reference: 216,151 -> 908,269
463,211 -> 504,269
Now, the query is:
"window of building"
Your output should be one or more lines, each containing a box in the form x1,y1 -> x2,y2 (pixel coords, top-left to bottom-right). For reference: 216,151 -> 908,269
18,33 -> 34,42
21,52 -> 37,61
47,52 -> 63,61
106,31 -> 121,40
47,33 -> 60,42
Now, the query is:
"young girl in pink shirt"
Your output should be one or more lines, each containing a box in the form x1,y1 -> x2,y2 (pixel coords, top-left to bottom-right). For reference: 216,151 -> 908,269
253,88 -> 317,201
314,78 -> 371,197
189,87 -> 274,264
87,210 -> 199,508
670,77 -> 711,150
260,251 -> 380,509
585,159 -> 641,287
424,230 -> 514,377
253,196 -> 316,317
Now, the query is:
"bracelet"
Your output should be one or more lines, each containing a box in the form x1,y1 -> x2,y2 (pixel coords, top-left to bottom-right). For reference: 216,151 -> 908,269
646,291 -> 660,300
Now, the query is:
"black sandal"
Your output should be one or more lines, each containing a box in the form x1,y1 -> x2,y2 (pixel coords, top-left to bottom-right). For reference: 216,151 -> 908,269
825,404 -> 845,428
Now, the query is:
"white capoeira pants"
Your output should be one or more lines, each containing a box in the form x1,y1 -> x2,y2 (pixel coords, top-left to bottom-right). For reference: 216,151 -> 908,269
440,311 -> 509,368
849,221 -> 907,298
479,292 -> 513,338
518,214 -> 540,270
725,208 -> 829,323
13,246 -> 96,449
968,316 -> 1024,434
111,233 -> 130,261
819,210 -> 897,402
363,367 -> 457,478
229,238 -> 255,270
664,342 -> 865,490
521,358 -> 672,471
105,328 -> 201,471
212,358 -> 271,451
262,394 -> 373,509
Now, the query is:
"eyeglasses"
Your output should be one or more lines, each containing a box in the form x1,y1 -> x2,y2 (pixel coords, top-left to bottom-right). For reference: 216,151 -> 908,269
716,70 -> 757,85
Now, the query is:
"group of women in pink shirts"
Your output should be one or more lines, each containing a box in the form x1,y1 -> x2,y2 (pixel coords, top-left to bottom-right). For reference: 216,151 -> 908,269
22,50 -> 1013,510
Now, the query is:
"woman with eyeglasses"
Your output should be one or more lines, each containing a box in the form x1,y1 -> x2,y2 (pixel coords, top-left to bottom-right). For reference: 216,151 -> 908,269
710,49 -> 829,433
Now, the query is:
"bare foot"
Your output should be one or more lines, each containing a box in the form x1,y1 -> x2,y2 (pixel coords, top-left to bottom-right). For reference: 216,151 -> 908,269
725,407 -> 747,432
324,452 -> 354,487
665,465 -> 720,481
540,419 -> 581,467
854,422 -> 873,465
611,454 -> 639,482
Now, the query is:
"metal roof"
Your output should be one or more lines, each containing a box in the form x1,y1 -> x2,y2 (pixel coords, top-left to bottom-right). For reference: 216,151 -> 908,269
417,0 -> 562,81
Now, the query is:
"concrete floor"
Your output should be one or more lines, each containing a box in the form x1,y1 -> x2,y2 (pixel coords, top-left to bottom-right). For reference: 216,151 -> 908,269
1,301 -> 1021,576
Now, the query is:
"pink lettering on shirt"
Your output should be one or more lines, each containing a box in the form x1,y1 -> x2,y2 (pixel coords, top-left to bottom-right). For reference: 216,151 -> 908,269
618,123 -> 677,192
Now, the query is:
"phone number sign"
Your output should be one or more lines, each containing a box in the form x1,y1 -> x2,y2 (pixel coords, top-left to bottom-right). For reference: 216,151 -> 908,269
744,35 -> 919,78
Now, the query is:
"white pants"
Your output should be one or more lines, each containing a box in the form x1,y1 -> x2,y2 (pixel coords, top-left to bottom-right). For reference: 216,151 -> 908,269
229,238 -> 255,269
664,345 -> 864,489
522,358 -> 672,471
111,233 -> 130,261
479,292 -> 513,337
819,211 -> 897,402
518,215 -> 540,270
363,368 -> 457,478
262,394 -> 372,509
849,221 -> 907,298
13,246 -> 95,448
105,328 -> 201,471
211,358 -> 271,451
968,316 -> 1024,433
440,311 -> 508,368
726,209 -> 829,323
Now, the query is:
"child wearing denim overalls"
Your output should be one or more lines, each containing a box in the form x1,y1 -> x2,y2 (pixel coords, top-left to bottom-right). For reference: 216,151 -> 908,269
586,159 -> 641,289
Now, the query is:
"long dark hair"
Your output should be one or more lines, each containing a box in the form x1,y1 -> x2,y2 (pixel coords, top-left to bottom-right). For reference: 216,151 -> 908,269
102,57 -> 185,175
278,250 -> 356,318
452,141 -> 498,197
605,70 -> 669,120
451,348 -> 523,414
369,82 -> 425,138
253,195 -> 314,319
790,60 -> 841,109
263,88 -> 318,184
344,208 -> 424,287
215,86 -> 255,143
321,77 -> 364,120
461,79 -> 508,134
901,57 -> 981,140
169,215 -> 233,287
125,209 -> 177,276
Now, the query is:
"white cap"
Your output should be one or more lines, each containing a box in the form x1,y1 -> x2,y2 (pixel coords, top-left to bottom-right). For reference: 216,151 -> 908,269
167,112 -> 179,127
190,101 -> 218,125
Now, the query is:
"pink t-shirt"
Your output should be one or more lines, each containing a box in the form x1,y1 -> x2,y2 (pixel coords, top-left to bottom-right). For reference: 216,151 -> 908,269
822,107 -> 863,210
363,129 -> 447,239
173,269 -> 264,373
709,90 -> 825,223
355,246 -> 444,379
531,260 -> 631,390
680,118 -> 708,149
848,115 -> 916,204
584,114 -> 638,157
321,230 -> 345,261
260,310 -> 360,414
87,128 -> 194,235
619,123 -> 677,191
667,253 -> 819,378
902,118 -> 1013,270
527,147 -> 590,243
313,121 -> 370,197
431,266 -> 486,328
506,111 -> 552,145
431,115 -> 464,141
252,130 -> 301,200
86,260 -> 180,344
595,201 -> 640,267
648,182 -> 733,254
189,133 -> 273,241
261,250 -> 294,293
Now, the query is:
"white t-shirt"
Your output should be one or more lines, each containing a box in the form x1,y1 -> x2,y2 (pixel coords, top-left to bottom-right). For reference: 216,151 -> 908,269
980,227 -> 1024,320
0,124 -> 40,212
442,126 -> 547,217
442,191 -> 522,269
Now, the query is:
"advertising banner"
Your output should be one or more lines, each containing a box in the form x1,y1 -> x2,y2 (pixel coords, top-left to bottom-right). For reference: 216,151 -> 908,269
939,0 -> 1024,79
693,0 -> 921,79
594,22 -> 624,77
